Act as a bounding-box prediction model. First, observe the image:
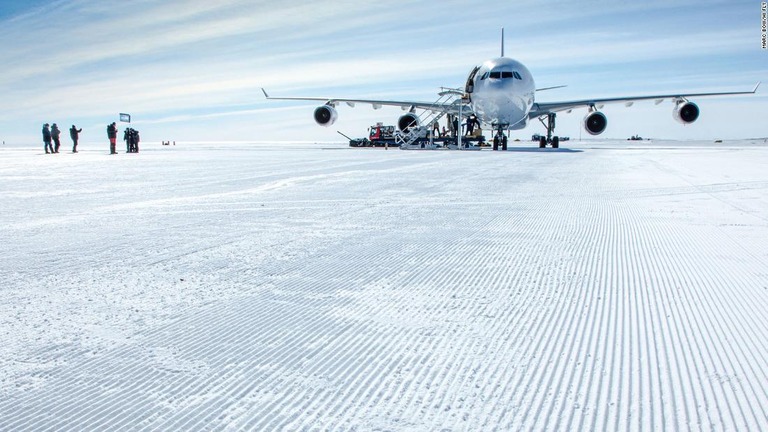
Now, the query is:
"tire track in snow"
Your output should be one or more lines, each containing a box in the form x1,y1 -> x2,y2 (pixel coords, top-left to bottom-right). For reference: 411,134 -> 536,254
649,213 -> 767,429
547,200 -> 612,431
152,219 -> 450,428
2,144 -> 768,430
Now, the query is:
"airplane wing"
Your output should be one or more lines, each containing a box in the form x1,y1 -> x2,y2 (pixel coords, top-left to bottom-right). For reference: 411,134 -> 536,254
261,88 -> 471,115
529,82 -> 760,118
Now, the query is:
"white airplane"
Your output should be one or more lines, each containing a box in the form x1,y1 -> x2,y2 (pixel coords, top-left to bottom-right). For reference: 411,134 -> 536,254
263,30 -> 759,150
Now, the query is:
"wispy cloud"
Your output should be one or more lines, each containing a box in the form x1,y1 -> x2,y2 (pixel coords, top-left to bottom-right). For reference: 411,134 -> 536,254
0,0 -> 764,143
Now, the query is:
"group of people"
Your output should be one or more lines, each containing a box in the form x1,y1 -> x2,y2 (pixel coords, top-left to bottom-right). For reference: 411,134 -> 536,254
42,122 -> 144,155
123,127 -> 140,153
430,114 -> 481,138
74,122 -> 139,154
465,114 -> 480,136
42,123 -> 82,154
107,122 -> 142,154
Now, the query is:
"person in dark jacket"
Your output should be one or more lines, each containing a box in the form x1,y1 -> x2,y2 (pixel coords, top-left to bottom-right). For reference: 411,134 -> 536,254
107,122 -> 117,154
133,129 -> 140,153
123,128 -> 131,153
70,125 -> 82,153
123,128 -> 141,153
51,123 -> 61,153
466,114 -> 479,136
42,123 -> 53,154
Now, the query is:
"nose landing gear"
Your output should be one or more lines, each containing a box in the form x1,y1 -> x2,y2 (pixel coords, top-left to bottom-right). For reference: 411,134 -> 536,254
492,133 -> 508,151
492,125 -> 508,151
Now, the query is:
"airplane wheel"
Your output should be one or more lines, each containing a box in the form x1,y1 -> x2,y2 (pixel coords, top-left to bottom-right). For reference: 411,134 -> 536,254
552,136 -> 559,148
539,137 -> 546,148
493,136 -> 499,151
502,136 -> 508,151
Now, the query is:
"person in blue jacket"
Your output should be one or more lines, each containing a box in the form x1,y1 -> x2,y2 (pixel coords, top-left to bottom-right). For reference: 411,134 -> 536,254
42,123 -> 53,154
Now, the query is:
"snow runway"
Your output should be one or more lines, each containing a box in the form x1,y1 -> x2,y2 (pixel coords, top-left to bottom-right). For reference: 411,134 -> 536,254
1,141 -> 767,430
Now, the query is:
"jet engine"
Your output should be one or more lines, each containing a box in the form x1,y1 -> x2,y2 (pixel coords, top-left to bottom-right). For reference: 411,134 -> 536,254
583,111 -> 608,135
398,113 -> 420,132
673,101 -> 699,124
314,105 -> 338,127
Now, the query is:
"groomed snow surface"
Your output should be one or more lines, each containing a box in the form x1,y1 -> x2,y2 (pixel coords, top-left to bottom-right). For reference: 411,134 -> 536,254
2,140 -> 768,431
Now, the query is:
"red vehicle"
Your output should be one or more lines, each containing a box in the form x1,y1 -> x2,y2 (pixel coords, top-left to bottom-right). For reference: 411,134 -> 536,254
349,124 -> 398,147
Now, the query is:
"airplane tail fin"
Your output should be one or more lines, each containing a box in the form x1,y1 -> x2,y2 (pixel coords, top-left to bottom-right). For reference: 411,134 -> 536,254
501,27 -> 505,57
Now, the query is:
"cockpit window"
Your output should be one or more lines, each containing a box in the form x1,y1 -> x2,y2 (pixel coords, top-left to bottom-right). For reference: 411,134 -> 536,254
480,72 -> 489,80
489,70 -> 523,80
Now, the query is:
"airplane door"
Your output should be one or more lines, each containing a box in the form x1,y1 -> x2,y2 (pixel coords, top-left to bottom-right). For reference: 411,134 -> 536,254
465,66 -> 480,95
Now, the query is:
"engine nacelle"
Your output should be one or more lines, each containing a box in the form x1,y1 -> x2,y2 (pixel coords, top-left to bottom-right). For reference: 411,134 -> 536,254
583,111 -> 608,135
673,101 -> 699,124
397,113 -> 420,132
314,105 -> 338,127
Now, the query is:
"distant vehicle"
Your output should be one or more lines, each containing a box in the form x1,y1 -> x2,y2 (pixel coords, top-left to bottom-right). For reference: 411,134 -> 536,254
628,135 -> 644,140
368,124 -> 397,146
346,124 -> 397,147
347,137 -> 370,147
264,28 -> 758,150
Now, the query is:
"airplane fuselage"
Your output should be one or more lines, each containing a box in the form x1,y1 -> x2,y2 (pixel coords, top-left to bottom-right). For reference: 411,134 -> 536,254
469,57 -> 536,130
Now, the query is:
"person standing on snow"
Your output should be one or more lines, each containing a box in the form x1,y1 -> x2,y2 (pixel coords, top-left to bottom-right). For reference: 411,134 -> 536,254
131,128 -> 140,153
51,123 -> 62,153
466,114 -> 479,136
123,128 -> 131,153
42,123 -> 53,154
107,122 -> 117,154
70,125 -> 82,153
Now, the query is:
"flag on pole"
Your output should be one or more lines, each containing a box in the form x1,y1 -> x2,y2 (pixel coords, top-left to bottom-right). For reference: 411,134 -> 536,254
119,113 -> 131,123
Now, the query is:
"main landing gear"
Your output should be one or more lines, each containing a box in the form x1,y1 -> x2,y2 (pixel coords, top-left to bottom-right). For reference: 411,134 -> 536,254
492,126 -> 508,151
538,112 -> 560,149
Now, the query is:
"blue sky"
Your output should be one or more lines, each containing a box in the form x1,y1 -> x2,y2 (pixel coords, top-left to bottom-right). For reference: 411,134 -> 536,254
0,0 -> 765,145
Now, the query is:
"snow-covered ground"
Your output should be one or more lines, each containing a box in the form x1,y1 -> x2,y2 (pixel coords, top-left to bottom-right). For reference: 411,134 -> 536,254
1,140 -> 767,430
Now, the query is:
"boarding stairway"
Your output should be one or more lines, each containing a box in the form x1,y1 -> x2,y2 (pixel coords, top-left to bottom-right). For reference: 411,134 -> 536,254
395,91 -> 461,148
